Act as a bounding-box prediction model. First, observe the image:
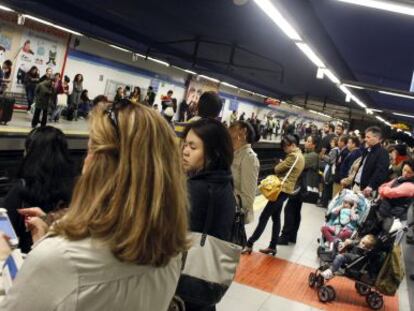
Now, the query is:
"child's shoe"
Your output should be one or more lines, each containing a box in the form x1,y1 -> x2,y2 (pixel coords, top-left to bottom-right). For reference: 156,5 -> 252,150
321,269 -> 333,280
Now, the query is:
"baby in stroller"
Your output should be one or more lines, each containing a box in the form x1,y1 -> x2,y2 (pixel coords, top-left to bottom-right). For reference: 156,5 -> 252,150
321,192 -> 364,250
320,234 -> 377,280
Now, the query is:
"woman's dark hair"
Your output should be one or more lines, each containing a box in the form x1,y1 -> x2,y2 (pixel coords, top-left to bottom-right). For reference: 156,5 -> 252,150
402,159 -> 414,172
64,75 -> 70,83
307,134 -> 320,152
184,118 -> 233,171
80,89 -> 89,102
92,95 -> 108,106
74,73 -> 83,83
28,66 -> 38,75
18,126 -> 75,212
281,134 -> 299,149
198,91 -> 223,118
349,136 -> 360,147
133,86 -> 141,96
230,120 -> 256,144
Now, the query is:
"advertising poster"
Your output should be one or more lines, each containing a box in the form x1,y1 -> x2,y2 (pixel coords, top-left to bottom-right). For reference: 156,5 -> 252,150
0,20 -> 68,94
11,30 -> 66,93
185,76 -> 220,119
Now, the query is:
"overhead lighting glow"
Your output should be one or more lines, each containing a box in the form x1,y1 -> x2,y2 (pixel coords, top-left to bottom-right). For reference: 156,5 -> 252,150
393,112 -> 414,119
379,90 -> 414,100
309,109 -> 331,119
336,0 -> 414,17
343,83 -> 364,90
296,42 -> 326,68
365,109 -> 374,115
0,4 -> 14,12
316,68 -> 324,79
371,108 -> 383,112
351,96 -> 367,108
198,75 -> 220,83
339,85 -> 352,95
24,14 -> 83,36
376,116 -> 386,122
253,0 -> 302,41
324,69 -> 340,84
184,69 -> 197,75
147,56 -> 170,67
109,44 -> 130,52
221,81 -> 238,89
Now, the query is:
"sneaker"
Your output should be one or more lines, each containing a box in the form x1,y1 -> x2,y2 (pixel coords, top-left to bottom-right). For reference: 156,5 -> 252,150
321,269 -> 334,280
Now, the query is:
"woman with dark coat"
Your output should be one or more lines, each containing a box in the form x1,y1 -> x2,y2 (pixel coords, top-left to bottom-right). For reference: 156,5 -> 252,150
71,73 -> 83,121
177,118 -> 236,311
4,126 -> 76,253
24,66 -> 39,111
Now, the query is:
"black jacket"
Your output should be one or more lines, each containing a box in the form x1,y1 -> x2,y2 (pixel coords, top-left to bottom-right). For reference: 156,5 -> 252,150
188,170 -> 236,242
354,143 -> 389,191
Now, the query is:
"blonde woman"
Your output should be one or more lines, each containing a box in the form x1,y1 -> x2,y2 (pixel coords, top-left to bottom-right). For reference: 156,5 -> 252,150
0,102 -> 189,310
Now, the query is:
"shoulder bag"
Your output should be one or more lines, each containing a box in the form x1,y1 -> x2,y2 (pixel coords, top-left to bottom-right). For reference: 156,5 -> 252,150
259,154 -> 300,201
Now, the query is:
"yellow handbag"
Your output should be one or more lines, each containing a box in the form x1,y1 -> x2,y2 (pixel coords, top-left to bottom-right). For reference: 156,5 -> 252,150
259,155 -> 299,202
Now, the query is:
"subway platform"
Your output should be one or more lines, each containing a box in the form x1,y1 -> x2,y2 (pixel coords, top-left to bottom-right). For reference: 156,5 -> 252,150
217,196 -> 414,311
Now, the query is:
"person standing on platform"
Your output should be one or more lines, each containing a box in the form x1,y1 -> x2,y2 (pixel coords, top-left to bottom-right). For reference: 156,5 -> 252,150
31,78 -> 52,128
335,123 -> 345,137
332,135 -> 350,197
178,118 -> 236,311
340,136 -> 362,187
23,66 -> 39,112
317,123 -> 337,207
70,73 -> 83,121
38,67 -> 52,83
129,86 -> 141,104
229,121 -> 260,224
144,86 -> 156,106
230,110 -> 238,125
279,134 -> 319,245
242,134 -> 304,256
353,126 -> 389,197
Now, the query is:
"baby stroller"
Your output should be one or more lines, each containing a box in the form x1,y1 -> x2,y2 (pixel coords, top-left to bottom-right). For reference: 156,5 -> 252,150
309,222 -> 412,310
317,189 -> 370,263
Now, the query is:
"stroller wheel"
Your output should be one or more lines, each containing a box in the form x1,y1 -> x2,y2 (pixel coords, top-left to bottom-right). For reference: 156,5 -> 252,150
318,286 -> 330,303
168,296 -> 185,311
366,292 -> 384,310
355,282 -> 371,296
315,274 -> 325,288
308,272 -> 316,288
325,285 -> 336,301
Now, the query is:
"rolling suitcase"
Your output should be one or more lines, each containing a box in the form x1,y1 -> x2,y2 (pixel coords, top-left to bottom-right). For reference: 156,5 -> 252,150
0,97 -> 15,125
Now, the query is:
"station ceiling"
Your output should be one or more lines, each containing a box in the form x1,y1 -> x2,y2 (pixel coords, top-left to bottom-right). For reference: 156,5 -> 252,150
4,0 -> 414,124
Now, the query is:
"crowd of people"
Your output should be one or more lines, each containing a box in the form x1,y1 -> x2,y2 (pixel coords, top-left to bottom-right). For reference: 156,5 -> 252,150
0,83 -> 413,310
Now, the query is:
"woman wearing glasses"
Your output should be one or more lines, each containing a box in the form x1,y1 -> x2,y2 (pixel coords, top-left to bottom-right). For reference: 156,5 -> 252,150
0,102 -> 189,310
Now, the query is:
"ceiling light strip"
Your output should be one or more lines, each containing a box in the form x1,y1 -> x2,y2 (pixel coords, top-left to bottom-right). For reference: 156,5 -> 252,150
147,57 -> 169,67
295,42 -> 326,68
24,14 -> 83,36
0,4 -> 14,12
379,90 -> 414,100
253,0 -> 302,41
336,0 -> 414,17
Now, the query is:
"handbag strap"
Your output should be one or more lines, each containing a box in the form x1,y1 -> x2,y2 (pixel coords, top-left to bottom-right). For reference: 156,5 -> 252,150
200,184 -> 214,247
281,152 -> 300,184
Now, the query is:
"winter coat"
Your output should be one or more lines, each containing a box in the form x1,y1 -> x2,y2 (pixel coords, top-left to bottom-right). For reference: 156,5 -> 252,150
187,170 -> 236,242
34,79 -> 53,110
274,147 -> 305,194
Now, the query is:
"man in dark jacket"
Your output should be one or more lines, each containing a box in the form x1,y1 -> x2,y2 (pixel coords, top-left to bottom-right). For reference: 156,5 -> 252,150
353,126 -> 389,197
31,79 -> 52,128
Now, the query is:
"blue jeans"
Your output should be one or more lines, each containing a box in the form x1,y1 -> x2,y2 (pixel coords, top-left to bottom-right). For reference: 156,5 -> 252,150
247,192 -> 289,249
25,86 -> 35,110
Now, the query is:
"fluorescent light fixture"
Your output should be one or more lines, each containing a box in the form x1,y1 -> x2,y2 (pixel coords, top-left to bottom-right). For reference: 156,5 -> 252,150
376,116 -> 386,122
24,14 -> 83,36
343,83 -> 364,90
147,57 -> 169,67
345,94 -> 351,103
109,44 -> 130,52
253,0 -> 302,41
370,108 -> 383,113
316,68 -> 324,79
336,0 -> 414,17
393,112 -> 414,119
324,69 -> 340,84
198,75 -> 220,83
309,109 -> 331,118
184,69 -> 197,75
351,96 -> 367,108
221,81 -> 238,89
0,4 -> 14,12
339,85 -> 352,95
296,42 -> 326,68
365,109 -> 374,115
379,90 -> 414,100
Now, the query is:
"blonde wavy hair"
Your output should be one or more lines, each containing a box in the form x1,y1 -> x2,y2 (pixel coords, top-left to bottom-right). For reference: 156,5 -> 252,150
53,103 -> 189,266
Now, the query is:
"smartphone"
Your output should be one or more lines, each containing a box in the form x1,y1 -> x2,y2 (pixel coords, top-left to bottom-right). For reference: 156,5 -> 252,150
0,208 -> 18,247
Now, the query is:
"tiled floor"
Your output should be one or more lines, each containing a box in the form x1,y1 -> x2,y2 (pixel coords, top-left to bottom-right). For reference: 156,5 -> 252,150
217,196 -> 413,311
